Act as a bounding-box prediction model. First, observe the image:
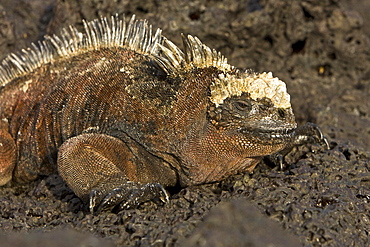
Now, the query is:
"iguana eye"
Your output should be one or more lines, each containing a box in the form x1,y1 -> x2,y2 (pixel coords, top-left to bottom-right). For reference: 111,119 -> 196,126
234,100 -> 251,111
278,108 -> 286,118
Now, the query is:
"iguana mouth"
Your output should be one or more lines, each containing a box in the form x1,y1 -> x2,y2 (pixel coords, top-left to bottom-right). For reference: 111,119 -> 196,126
240,127 -> 295,141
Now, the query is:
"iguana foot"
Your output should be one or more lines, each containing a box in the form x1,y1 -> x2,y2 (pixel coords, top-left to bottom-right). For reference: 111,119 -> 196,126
291,122 -> 329,150
264,152 -> 284,170
265,122 -> 329,169
90,182 -> 169,214
58,133 -> 176,214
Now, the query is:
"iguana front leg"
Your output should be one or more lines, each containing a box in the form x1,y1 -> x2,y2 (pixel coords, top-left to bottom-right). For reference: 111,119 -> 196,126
57,133 -> 176,214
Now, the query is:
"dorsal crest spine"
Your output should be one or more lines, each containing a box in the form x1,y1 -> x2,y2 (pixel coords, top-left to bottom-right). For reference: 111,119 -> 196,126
0,15 -> 163,87
154,35 -> 232,74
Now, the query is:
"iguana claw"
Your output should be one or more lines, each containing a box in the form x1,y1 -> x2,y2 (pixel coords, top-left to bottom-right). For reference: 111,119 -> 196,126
89,183 -> 169,214
265,122 -> 329,169
293,122 -> 330,150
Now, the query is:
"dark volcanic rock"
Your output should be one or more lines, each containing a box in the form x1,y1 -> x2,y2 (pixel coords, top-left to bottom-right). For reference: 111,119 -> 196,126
178,198 -> 301,247
0,229 -> 114,247
0,0 -> 369,246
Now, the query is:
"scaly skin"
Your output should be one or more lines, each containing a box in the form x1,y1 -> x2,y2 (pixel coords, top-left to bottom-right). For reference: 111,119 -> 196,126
0,16 -> 328,213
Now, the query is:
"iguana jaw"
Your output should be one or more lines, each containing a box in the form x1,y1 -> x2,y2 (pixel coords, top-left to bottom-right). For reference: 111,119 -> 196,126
238,126 -> 296,144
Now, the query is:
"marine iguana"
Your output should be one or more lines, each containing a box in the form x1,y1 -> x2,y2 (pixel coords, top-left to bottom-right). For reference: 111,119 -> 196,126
0,15 -> 328,213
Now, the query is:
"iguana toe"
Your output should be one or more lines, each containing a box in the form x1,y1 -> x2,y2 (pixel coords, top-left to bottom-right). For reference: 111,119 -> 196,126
90,183 -> 169,214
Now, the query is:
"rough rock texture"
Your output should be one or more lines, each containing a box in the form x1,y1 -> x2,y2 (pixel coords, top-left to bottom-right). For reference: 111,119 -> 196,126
179,198 -> 301,247
0,0 -> 369,246
0,229 -> 114,247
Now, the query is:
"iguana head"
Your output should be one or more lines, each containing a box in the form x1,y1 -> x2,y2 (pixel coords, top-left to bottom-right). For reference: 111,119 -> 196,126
156,34 -> 297,147
207,70 -> 297,145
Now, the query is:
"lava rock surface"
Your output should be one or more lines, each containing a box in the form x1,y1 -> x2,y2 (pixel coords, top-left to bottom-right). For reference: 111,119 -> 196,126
0,0 -> 369,246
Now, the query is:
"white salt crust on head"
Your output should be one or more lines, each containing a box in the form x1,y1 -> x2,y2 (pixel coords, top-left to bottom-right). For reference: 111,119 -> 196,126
209,72 -> 291,109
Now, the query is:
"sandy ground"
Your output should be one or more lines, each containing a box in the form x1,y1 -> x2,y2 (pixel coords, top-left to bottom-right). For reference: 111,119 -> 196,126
0,0 -> 369,246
